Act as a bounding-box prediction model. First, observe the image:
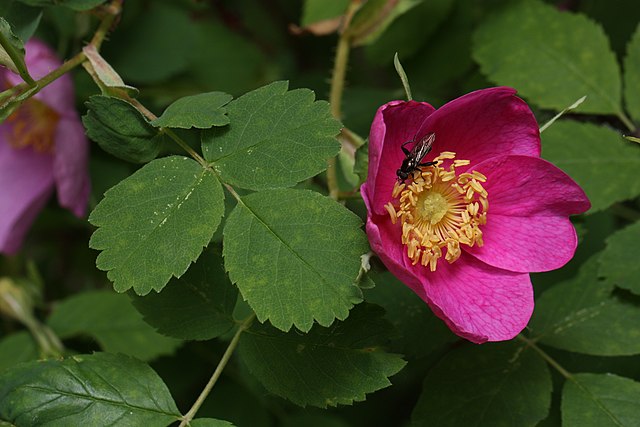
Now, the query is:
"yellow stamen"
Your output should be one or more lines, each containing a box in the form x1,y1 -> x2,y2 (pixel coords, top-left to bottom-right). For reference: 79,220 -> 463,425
387,152 -> 488,271
6,98 -> 59,153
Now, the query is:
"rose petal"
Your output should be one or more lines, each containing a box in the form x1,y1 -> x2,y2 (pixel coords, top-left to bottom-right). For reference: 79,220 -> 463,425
419,87 -> 541,165
364,100 -> 435,215
0,132 -> 54,254
422,253 -> 534,343
53,117 -> 90,217
465,155 -> 590,272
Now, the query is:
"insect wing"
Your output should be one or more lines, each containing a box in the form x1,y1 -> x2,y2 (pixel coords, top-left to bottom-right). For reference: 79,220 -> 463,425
409,133 -> 435,164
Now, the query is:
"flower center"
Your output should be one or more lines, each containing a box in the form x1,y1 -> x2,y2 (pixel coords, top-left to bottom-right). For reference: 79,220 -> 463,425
384,152 -> 488,271
6,98 -> 59,153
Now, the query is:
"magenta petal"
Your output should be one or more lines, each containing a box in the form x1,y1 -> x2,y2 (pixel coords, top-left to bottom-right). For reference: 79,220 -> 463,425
364,100 -> 436,215
422,254 -> 534,343
420,87 -> 541,165
54,117 -> 90,217
466,155 -> 590,272
0,137 -> 54,254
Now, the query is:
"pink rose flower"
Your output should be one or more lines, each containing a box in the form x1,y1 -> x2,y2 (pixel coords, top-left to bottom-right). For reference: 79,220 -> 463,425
361,87 -> 590,343
0,38 -> 90,254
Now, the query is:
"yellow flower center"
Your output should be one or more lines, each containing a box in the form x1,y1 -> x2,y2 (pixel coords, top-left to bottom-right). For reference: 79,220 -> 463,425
384,152 -> 488,271
6,98 -> 59,153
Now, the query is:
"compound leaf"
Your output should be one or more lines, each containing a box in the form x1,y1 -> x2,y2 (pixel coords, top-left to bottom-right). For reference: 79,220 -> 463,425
83,95 -> 161,164
223,188 -> 367,332
474,0 -> 623,116
151,91 -> 232,129
238,304 -> 406,408
201,81 -> 341,191
90,156 -> 224,295
132,247 -> 238,340
0,353 -> 180,426
412,342 -> 552,427
542,120 -> 640,213
529,256 -> 640,356
562,373 -> 640,426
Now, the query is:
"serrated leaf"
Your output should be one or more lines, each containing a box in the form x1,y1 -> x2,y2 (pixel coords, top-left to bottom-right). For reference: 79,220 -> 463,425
0,332 -> 37,373
83,95 -> 162,164
132,247 -> 237,340
411,342 -> 552,427
624,23 -> 640,124
151,92 -> 232,129
201,81 -> 341,191
541,120 -> 640,213
473,0 -> 622,116
238,304 -> 406,408
0,1 -> 42,42
529,256 -> 640,356
599,221 -> 640,295
223,188 -> 367,332
0,353 -> 180,426
47,290 -> 181,361
90,156 -> 225,295
365,271 -> 457,359
562,373 -> 640,426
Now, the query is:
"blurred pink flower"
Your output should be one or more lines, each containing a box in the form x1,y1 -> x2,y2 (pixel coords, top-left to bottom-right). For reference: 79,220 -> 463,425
361,88 -> 590,343
0,38 -> 90,254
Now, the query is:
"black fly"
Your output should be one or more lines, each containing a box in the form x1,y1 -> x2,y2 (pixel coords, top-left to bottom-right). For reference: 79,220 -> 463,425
396,132 -> 437,182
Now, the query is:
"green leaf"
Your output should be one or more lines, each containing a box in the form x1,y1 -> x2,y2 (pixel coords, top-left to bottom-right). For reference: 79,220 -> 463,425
223,188 -> 367,332
365,271 -> 457,359
599,221 -> 640,296
473,0 -> 623,116
411,342 -> 552,427
0,353 -> 181,426
624,23 -> 640,124
562,373 -> 640,426
201,81 -> 342,191
541,120 -> 640,213
83,95 -> 162,164
47,290 -> 181,361
0,332 -> 37,373
529,256 -> 640,356
132,247 -> 237,340
0,1 -> 42,42
151,92 -> 232,129
89,156 -> 225,295
238,304 -> 406,408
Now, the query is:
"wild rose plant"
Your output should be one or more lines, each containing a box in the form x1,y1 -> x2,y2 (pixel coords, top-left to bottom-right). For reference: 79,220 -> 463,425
0,39 -> 90,254
361,88 -> 590,343
1,2 -> 638,426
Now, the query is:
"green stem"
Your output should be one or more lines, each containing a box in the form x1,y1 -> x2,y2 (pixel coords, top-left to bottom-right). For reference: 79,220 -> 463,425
179,314 -> 255,427
516,334 -> 572,379
326,1 -> 360,201
617,111 -> 636,133
0,31 -> 35,86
